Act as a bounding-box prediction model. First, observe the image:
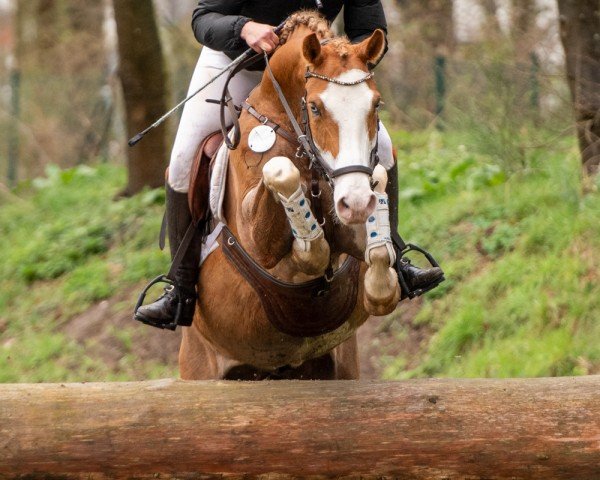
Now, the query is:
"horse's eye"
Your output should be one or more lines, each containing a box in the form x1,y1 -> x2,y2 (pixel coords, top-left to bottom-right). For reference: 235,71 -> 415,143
375,100 -> 384,110
310,103 -> 321,116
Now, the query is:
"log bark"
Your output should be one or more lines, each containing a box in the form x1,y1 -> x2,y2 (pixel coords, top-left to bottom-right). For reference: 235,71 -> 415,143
557,0 -> 600,175
0,377 -> 599,479
113,0 -> 169,195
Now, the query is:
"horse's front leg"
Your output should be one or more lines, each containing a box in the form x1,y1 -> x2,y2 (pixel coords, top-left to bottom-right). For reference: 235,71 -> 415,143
363,165 -> 401,315
261,156 -> 330,275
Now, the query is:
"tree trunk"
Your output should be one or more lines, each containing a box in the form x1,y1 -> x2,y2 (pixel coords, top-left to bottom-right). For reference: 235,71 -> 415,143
399,0 -> 454,54
394,0 -> 454,125
1,377 -> 599,479
480,0 -> 503,36
34,0 -> 60,70
511,0 -> 539,63
557,0 -> 600,175
64,0 -> 105,72
113,0 -> 169,195
7,0 -> 25,187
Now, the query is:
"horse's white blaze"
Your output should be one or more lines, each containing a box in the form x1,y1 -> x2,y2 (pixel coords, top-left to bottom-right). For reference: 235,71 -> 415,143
316,69 -> 376,222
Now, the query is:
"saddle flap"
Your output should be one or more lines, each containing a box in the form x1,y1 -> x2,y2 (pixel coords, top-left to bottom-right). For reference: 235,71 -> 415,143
188,131 -> 224,223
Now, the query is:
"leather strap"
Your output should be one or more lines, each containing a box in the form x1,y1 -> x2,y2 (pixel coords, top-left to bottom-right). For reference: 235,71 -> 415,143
166,221 -> 199,281
241,101 -> 298,146
159,211 -> 167,250
330,165 -> 374,178
263,52 -> 310,149
214,52 -> 265,150
310,170 -> 334,282
220,225 -> 360,337
392,230 -> 408,252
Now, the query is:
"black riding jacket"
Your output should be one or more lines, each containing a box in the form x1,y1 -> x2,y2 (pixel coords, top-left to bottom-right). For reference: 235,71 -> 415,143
191,0 -> 388,68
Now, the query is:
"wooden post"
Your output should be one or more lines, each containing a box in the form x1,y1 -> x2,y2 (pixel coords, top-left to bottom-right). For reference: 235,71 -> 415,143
0,377 -> 599,479
7,67 -> 20,188
529,52 -> 540,112
434,54 -> 446,130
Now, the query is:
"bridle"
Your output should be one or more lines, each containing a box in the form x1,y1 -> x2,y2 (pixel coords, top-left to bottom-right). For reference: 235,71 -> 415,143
262,51 -> 380,186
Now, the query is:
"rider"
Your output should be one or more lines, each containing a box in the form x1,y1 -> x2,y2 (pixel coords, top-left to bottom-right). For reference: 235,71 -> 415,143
134,0 -> 444,330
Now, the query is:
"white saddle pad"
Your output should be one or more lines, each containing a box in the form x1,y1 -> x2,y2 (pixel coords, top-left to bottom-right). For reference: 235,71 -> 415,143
209,139 -> 230,223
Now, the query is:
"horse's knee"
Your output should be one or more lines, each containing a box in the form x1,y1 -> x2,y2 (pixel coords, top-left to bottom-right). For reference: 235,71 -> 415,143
262,156 -> 300,199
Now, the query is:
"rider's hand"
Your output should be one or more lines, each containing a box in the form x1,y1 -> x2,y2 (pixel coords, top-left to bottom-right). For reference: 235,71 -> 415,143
241,21 -> 279,53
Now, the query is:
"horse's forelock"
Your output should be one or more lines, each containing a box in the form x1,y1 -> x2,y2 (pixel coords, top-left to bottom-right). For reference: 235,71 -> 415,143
279,10 -> 334,45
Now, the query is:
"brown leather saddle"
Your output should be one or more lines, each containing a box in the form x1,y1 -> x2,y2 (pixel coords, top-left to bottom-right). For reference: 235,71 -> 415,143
187,131 -> 224,224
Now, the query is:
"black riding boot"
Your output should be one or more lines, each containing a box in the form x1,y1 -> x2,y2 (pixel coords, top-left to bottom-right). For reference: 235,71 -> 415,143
387,165 -> 444,296
134,185 -> 202,329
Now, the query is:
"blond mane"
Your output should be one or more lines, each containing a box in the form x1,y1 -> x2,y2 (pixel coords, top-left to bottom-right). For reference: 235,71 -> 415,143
279,10 -> 335,45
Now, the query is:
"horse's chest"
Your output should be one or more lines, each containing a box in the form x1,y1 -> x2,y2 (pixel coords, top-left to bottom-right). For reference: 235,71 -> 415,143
196,251 -> 368,370
201,305 -> 365,370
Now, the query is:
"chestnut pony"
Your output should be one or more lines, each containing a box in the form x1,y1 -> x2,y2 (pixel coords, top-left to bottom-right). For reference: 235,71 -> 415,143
179,12 -> 401,380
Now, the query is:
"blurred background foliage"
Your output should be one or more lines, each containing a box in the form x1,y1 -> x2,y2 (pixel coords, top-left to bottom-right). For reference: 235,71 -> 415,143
0,0 -> 598,382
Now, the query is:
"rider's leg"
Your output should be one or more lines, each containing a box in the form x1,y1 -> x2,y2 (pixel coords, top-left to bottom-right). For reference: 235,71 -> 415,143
135,48 -> 262,328
378,122 -> 443,293
134,184 -> 202,328
168,48 -> 262,193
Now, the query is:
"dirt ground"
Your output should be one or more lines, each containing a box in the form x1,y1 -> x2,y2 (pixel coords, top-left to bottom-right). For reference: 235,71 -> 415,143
65,287 -> 429,380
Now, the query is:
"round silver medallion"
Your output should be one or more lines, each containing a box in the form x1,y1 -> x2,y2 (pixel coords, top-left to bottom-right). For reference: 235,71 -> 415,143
248,125 -> 277,153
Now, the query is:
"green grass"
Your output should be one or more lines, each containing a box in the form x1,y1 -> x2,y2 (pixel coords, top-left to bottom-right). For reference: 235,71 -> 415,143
0,164 -> 175,382
383,129 -> 600,379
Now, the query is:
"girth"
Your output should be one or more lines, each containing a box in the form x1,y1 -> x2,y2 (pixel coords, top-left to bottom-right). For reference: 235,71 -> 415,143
220,225 -> 360,338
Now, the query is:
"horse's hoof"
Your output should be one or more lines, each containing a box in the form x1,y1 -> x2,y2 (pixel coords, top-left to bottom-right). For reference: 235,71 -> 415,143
292,236 -> 330,275
363,267 -> 401,316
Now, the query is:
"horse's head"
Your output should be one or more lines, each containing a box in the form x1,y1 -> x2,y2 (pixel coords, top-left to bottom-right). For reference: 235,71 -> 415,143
300,30 -> 386,225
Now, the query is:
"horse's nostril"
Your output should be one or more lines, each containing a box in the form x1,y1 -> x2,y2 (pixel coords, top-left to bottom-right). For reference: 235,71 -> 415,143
341,198 -> 350,210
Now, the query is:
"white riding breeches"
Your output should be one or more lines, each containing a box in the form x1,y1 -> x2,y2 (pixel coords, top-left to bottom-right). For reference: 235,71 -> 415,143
168,48 -> 394,193
168,47 -> 263,192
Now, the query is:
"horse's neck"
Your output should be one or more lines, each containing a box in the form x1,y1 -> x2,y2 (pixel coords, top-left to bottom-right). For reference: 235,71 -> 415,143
252,33 -> 312,119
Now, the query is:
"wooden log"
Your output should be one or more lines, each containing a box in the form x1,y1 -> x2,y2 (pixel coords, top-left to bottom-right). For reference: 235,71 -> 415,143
0,377 -> 599,479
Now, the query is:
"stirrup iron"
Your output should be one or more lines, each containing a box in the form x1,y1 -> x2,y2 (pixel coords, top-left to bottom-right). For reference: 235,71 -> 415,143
395,243 -> 445,299
134,275 -> 183,331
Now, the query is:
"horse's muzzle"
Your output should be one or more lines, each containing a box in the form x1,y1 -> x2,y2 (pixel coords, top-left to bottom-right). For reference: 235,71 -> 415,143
335,192 -> 376,224
333,171 -> 377,224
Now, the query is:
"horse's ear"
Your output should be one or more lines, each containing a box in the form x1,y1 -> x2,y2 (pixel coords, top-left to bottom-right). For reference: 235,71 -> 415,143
302,33 -> 322,66
357,29 -> 386,68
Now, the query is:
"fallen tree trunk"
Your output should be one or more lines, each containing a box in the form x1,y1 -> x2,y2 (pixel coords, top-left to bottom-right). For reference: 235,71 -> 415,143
1,376 -> 599,479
